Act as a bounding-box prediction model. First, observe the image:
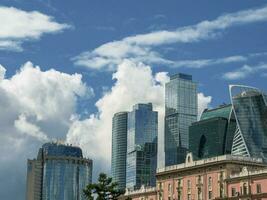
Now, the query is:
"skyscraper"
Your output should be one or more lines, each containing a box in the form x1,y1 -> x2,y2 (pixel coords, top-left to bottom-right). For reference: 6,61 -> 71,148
230,85 -> 267,161
126,103 -> 158,190
189,104 -> 236,159
164,73 -> 197,166
26,142 -> 93,200
111,112 -> 128,190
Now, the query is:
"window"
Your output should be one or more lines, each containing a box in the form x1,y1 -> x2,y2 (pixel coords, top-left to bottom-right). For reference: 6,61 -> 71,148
187,194 -> 191,200
187,180 -> 191,189
208,177 -> 212,188
197,187 -> 202,200
168,183 -> 172,192
208,191 -> 212,199
220,183 -> 224,198
177,179 -> 182,187
231,187 -> 236,197
243,183 -> 247,195
257,184 -> 261,194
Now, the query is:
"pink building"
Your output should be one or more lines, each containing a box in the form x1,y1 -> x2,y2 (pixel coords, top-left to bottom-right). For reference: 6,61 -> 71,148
121,153 -> 267,200
218,167 -> 267,199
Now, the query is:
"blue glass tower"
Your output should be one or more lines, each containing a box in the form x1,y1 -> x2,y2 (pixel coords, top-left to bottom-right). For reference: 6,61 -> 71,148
164,73 -> 197,166
230,85 -> 267,161
111,112 -> 128,190
126,103 -> 158,190
26,142 -> 93,200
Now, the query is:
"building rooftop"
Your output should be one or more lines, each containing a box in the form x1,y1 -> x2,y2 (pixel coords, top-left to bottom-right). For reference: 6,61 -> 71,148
170,73 -> 192,81
41,142 -> 83,158
125,186 -> 157,196
157,154 -> 264,175
133,103 -> 153,111
200,104 -> 232,121
229,167 -> 267,180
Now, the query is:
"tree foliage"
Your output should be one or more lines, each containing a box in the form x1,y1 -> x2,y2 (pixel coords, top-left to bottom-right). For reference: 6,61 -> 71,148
83,173 -> 125,200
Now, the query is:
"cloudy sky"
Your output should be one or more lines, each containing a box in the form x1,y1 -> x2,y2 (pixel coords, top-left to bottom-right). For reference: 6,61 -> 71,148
0,0 -> 267,199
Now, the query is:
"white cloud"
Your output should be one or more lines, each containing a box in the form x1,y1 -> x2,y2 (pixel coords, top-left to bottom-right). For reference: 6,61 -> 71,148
0,6 -> 71,51
14,114 -> 49,142
0,62 -> 92,199
73,5 -> 267,70
67,59 -> 212,170
223,63 -> 267,80
0,60 -> 212,199
0,64 -> 6,81
198,93 -> 212,119
171,55 -> 247,69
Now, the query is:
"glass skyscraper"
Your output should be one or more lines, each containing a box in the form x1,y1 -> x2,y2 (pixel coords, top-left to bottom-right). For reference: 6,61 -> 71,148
111,112 -> 128,190
126,103 -> 158,190
164,73 -> 197,166
230,85 -> 267,161
189,104 -> 236,159
26,142 -> 93,200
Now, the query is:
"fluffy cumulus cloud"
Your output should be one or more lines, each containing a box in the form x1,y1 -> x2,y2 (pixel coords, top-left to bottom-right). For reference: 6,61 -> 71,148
0,62 -> 92,199
73,5 -> 267,70
0,60 -> 211,199
0,6 -> 70,51
67,59 -> 212,171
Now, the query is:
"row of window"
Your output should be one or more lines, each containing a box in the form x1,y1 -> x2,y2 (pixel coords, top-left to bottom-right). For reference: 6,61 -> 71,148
231,183 -> 262,197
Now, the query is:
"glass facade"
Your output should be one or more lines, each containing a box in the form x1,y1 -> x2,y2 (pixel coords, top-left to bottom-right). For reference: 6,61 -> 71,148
230,85 -> 267,161
111,112 -> 128,190
126,103 -> 158,189
26,143 -> 93,200
164,73 -> 197,166
189,104 -> 236,159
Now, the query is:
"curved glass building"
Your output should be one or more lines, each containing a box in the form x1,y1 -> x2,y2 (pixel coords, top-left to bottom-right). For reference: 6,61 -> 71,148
230,85 -> 267,161
189,104 -> 236,159
26,142 -> 93,200
111,112 -> 128,190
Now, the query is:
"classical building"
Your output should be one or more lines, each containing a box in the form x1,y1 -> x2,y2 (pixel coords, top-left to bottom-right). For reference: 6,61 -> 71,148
112,111 -> 128,190
156,153 -> 266,200
189,104 -> 236,159
126,103 -> 158,189
120,153 -> 267,200
26,142 -> 93,200
218,167 -> 267,199
230,85 -> 267,161
165,73 -> 197,166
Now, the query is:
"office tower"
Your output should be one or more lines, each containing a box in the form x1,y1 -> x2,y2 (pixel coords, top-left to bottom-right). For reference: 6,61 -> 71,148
189,104 -> 236,159
26,142 -> 93,200
126,103 -> 158,190
111,112 -> 128,190
230,85 -> 267,161
164,73 -> 197,166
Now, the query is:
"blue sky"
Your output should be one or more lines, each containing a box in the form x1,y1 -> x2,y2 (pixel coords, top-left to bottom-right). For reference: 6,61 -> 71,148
0,0 -> 267,199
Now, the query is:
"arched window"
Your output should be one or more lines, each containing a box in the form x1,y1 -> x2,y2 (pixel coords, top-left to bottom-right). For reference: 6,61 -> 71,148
243,183 -> 247,195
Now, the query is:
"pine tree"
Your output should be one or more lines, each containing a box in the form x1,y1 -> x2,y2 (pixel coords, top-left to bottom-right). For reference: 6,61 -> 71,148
83,173 -> 126,200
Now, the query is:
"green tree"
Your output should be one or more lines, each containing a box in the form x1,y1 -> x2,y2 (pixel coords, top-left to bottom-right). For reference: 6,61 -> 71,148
83,173 -> 125,200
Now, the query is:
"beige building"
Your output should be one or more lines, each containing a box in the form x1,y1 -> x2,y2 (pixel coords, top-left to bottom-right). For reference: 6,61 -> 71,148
26,159 -> 43,200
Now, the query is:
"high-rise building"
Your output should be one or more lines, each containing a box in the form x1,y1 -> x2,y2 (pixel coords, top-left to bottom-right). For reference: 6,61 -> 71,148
111,112 -> 128,190
230,85 -> 267,161
164,73 -> 197,166
126,103 -> 158,190
26,142 -> 93,200
189,104 -> 236,159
